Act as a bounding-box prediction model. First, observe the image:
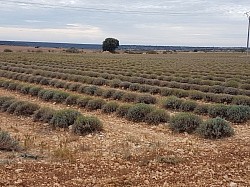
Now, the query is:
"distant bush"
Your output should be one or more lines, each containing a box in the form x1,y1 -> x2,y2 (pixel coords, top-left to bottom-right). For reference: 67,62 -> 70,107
226,105 -> 250,123
197,117 -> 234,139
86,99 -> 106,110
102,102 -> 119,114
92,78 -> 107,86
72,116 -> 103,135
122,93 -> 137,102
170,113 -> 202,133
20,85 -> 31,94
76,97 -> 92,108
50,109 -> 81,128
102,89 -> 114,98
145,109 -> 170,125
116,104 -> 132,117
194,104 -> 209,115
52,91 -> 70,103
162,96 -> 182,110
84,86 -> 98,95
12,101 -> 39,116
232,96 -> 250,106
180,100 -> 197,112
29,86 -> 42,96
224,80 -> 239,88
33,107 -> 56,123
209,85 -> 225,94
119,81 -> 131,89
0,99 -> 16,112
40,90 -> 54,101
68,83 -> 81,91
136,94 -> 157,104
65,47 -> 79,53
0,130 -> 20,151
111,91 -> 124,100
149,86 -> 161,94
189,91 -> 204,100
109,79 -> 121,88
160,88 -> 173,96
129,83 -> 140,91
126,103 -> 153,122
208,104 -> 229,118
65,95 -> 80,105
3,49 -> 13,52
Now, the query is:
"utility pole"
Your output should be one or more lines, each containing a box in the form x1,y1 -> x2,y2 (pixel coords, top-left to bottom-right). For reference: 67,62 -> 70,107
245,11 -> 250,56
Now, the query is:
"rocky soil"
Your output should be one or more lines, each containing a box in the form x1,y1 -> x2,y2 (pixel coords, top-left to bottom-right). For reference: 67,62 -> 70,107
0,88 -> 249,187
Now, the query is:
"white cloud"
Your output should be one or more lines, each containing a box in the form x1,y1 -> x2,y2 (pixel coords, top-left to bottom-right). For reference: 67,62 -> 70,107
0,0 -> 250,46
0,25 -> 105,43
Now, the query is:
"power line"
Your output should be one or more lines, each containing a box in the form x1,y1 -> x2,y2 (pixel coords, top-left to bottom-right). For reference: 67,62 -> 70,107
0,0 -> 211,16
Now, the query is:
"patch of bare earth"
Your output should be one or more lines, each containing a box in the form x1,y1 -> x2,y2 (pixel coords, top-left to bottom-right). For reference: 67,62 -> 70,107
0,88 -> 249,187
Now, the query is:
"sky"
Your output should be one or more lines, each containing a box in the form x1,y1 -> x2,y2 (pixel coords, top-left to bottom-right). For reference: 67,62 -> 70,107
0,0 -> 250,46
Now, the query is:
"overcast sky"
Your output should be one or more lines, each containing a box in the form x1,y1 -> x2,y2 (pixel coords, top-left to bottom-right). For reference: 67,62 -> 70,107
0,0 -> 250,46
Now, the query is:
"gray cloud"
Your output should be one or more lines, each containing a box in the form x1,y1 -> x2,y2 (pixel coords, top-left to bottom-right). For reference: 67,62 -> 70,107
0,0 -> 250,46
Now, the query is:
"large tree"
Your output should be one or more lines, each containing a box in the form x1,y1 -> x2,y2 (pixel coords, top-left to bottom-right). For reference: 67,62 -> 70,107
102,38 -> 119,53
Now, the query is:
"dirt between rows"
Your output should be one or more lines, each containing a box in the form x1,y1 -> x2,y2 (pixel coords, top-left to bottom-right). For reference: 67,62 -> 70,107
0,88 -> 249,187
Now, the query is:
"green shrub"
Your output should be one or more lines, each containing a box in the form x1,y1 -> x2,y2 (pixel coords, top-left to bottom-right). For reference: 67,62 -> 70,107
7,82 -> 18,90
208,104 -> 229,118
162,96 -> 182,110
119,81 -> 131,89
109,79 -> 121,88
145,109 -> 170,125
92,78 -> 107,86
160,88 -> 173,96
126,103 -> 153,122
40,90 -> 54,101
52,91 -> 70,103
50,109 -> 81,128
122,93 -> 137,102
29,86 -> 42,96
226,105 -> 250,123
129,83 -> 140,91
111,91 -> 124,100
76,97 -> 92,108
68,83 -> 81,91
12,101 -> 39,116
197,117 -> 234,139
172,89 -> 189,98
6,101 -> 24,114
102,89 -> 114,98
232,96 -> 250,106
84,86 -> 98,95
0,97 -> 15,107
20,85 -> 31,94
136,94 -> 157,104
170,113 -> 202,133
86,99 -> 106,110
94,88 -> 103,96
194,104 -> 209,115
241,84 -> 250,90
33,107 -> 56,123
224,80 -> 239,88
102,102 -> 119,114
0,99 -> 16,112
116,104 -> 132,117
3,49 -> 12,52
149,86 -> 161,94
72,116 -> 103,135
0,131 -> 20,151
189,91 -> 204,100
180,100 -> 197,112
65,95 -> 80,105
